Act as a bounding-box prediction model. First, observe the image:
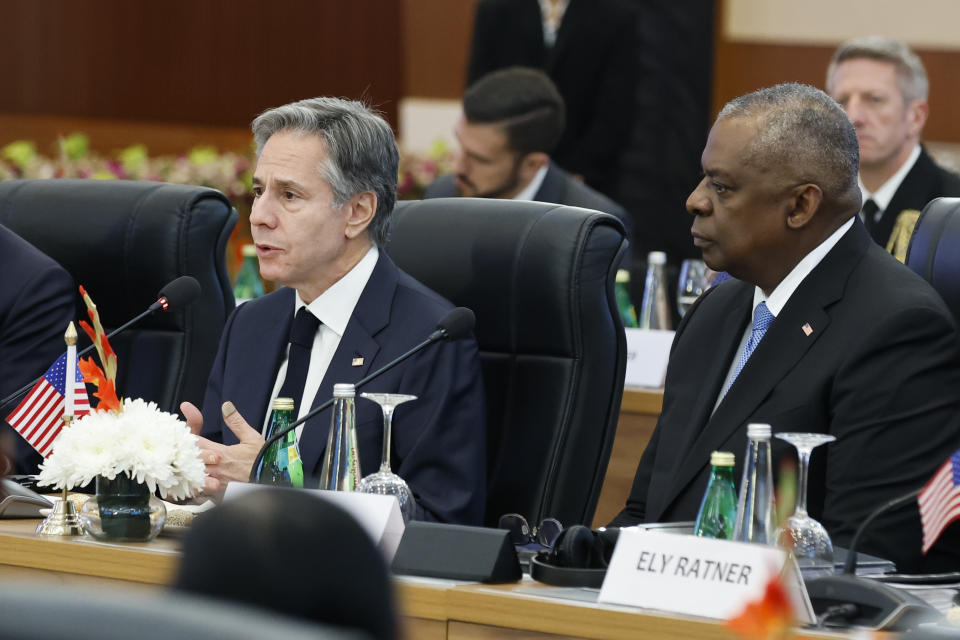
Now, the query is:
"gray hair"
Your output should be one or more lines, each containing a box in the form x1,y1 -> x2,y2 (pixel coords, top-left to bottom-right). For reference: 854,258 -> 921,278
251,97 -> 399,246
827,36 -> 929,103
718,83 -> 860,211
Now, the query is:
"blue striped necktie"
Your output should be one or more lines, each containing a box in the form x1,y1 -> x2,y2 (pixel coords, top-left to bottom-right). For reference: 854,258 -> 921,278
723,301 -> 775,396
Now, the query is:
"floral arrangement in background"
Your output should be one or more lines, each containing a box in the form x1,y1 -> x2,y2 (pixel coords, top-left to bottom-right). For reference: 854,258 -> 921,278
398,140 -> 453,200
37,286 -> 206,500
0,133 -> 453,276
0,132 -> 452,202
0,133 -> 255,213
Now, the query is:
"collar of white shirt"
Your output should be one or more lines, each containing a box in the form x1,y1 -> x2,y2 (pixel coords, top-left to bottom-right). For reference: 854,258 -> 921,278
265,245 -> 379,430
859,144 -> 921,217
512,163 -> 550,202
294,245 -> 380,334
754,216 -> 855,316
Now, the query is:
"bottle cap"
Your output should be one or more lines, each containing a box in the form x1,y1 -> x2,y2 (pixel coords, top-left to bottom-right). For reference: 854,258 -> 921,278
710,451 -> 735,466
746,423 -> 772,439
616,269 -> 630,284
333,383 -> 356,398
272,397 -> 294,411
647,251 -> 667,265
242,244 -> 258,257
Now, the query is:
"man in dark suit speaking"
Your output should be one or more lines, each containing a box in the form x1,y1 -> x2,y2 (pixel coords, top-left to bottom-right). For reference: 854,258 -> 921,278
611,83 -> 960,573
424,67 -> 633,245
181,98 -> 486,524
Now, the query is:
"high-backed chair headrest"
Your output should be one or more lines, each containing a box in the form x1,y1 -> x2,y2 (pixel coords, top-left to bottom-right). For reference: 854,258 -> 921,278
0,179 -> 237,410
905,197 -> 960,324
389,197 -> 627,526
0,179 -> 235,327
390,197 -> 626,352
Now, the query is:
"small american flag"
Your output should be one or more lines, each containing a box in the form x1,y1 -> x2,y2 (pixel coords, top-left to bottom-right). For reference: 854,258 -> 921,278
918,450 -> 960,554
5,352 -> 90,457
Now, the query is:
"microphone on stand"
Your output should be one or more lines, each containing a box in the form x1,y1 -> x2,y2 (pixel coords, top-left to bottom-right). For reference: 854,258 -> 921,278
805,487 -> 942,631
0,276 -> 202,411
150,276 -> 202,312
247,306 -> 476,483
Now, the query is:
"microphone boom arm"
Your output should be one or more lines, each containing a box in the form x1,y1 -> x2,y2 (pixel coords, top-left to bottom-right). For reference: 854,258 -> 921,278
842,488 -> 921,574
247,332 -> 445,483
0,305 -> 159,412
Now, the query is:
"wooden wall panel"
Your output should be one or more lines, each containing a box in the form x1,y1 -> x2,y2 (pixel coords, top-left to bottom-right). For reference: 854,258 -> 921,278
714,24 -> 960,143
0,0 -> 403,148
401,0 -> 479,99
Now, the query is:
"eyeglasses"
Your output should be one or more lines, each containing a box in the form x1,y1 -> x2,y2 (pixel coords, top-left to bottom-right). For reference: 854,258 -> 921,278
498,513 -> 563,548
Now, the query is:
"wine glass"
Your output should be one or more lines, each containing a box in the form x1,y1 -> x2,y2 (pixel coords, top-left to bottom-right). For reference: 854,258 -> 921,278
358,393 -> 417,523
774,432 -> 836,570
677,259 -> 710,317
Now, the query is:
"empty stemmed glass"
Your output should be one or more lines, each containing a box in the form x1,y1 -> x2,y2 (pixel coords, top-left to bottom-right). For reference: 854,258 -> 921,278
358,393 -> 417,523
677,259 -> 711,317
774,432 -> 836,570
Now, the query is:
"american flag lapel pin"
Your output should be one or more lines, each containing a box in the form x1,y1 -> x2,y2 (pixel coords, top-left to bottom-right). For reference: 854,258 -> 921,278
801,323 -> 813,337
352,356 -> 364,367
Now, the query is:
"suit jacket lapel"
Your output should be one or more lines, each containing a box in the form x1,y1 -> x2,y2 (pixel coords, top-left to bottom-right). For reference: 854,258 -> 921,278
234,289 -> 294,437
645,283 -> 751,520
534,163 -> 568,203
518,0 -> 548,64
548,0 -> 585,71
297,254 -> 398,474
652,222 -> 869,519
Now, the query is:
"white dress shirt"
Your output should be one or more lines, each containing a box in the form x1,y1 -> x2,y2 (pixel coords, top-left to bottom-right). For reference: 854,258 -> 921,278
538,0 -> 570,46
513,164 -> 549,202
263,245 -> 379,442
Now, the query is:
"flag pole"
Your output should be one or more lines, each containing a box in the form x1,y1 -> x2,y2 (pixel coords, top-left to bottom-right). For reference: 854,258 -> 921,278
37,323 -> 85,537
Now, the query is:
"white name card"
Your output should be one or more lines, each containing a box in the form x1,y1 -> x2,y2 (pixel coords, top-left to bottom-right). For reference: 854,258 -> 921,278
599,529 -> 812,623
223,483 -> 405,561
624,328 -> 674,388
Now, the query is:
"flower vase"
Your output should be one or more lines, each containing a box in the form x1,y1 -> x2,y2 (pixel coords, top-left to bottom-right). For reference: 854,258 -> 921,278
79,473 -> 166,542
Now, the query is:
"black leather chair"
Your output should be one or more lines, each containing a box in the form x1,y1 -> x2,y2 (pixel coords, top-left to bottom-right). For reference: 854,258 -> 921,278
0,584 -> 369,640
389,198 -> 628,527
0,179 -> 236,412
905,197 -> 960,324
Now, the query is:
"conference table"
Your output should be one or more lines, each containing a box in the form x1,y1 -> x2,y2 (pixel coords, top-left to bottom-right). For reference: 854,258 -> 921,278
0,517 -> 851,640
0,388 -> 854,639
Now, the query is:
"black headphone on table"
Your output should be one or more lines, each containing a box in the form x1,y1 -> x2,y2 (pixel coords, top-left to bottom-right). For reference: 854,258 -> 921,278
529,525 -> 621,588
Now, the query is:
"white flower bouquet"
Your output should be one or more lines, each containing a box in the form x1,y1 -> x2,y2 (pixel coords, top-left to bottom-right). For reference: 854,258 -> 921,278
37,398 -> 206,500
36,285 -> 206,502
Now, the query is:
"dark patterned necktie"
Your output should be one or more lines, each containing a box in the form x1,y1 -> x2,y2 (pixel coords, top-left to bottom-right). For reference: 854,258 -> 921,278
861,198 -> 880,235
277,308 -> 321,414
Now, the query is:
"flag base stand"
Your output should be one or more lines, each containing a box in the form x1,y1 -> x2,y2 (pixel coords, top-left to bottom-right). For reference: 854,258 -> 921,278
36,414 -> 84,537
37,487 -> 85,537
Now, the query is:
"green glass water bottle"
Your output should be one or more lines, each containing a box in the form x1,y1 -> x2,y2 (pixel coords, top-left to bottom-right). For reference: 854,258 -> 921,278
260,397 -> 304,488
233,244 -> 265,305
615,269 -> 638,328
694,451 -> 737,539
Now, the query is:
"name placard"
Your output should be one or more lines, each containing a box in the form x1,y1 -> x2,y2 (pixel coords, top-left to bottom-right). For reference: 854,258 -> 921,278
599,529 -> 812,622
223,483 -> 405,561
624,328 -> 674,388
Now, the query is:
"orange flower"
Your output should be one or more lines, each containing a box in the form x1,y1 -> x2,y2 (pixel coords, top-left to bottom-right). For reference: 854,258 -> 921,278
78,355 -> 121,413
726,573 -> 794,640
78,286 -> 117,384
